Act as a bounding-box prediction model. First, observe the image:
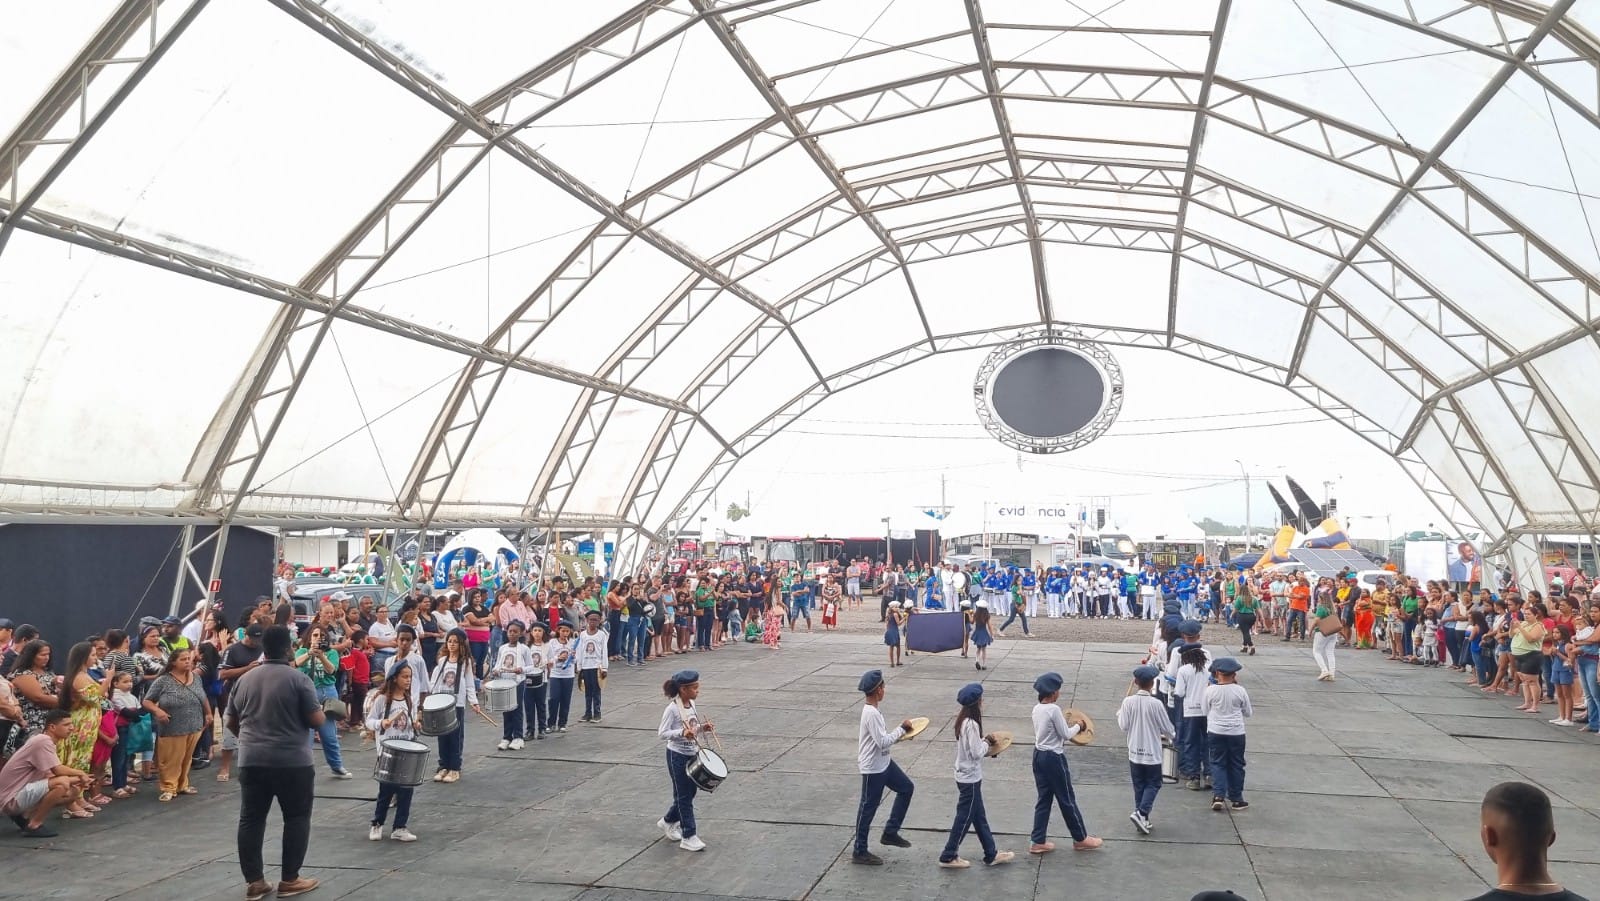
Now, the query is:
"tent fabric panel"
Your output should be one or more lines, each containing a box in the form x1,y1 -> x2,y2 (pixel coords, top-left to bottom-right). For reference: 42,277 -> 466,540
348,148 -> 605,339
37,1 -> 452,280
0,231 -> 279,489
1173,261 -> 1303,367
1045,243 -> 1170,332
907,244 -> 1041,336
438,371 -> 586,508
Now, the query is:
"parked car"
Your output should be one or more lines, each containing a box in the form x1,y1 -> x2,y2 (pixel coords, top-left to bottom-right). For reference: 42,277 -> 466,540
289,583 -> 400,626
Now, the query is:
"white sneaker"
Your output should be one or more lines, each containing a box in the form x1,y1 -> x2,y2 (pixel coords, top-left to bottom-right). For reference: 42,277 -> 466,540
391,828 -> 417,842
679,835 -> 706,852
369,825 -> 384,841
496,739 -> 511,751
657,817 -> 683,841
510,738 -> 525,750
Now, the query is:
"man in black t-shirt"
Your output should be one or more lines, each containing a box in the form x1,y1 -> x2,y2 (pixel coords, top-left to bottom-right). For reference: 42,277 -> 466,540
215,625 -> 264,782
1465,781 -> 1588,901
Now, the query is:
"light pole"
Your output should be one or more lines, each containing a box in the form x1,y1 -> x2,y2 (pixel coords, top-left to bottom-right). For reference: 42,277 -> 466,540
882,516 -> 892,569
1234,459 -> 1251,548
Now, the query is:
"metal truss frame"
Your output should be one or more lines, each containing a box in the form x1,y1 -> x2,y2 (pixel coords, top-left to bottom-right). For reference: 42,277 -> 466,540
10,0 -> 1600,571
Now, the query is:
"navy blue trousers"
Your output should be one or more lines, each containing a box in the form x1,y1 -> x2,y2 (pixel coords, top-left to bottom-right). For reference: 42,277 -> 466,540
1030,749 -> 1087,843
1130,761 -> 1162,818
580,669 -> 603,718
854,761 -> 914,855
939,780 -> 997,863
1207,732 -> 1247,802
664,749 -> 699,838
547,677 -> 574,728
1179,714 -> 1208,779
437,708 -> 465,770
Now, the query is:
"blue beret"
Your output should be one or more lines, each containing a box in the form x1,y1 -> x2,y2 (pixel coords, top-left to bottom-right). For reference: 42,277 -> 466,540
858,669 -> 885,693
1163,600 -> 1181,613
1033,672 -> 1064,695
672,669 -> 699,686
956,682 -> 984,705
1211,657 -> 1242,674
1179,618 -> 1203,635
1132,665 -> 1160,682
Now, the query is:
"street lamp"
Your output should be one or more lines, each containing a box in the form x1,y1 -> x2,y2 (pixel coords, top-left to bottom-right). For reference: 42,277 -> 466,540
882,516 -> 892,568
1234,459 -> 1251,548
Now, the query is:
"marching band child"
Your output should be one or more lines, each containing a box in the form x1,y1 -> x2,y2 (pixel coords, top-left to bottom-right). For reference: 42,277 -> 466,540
523,623 -> 550,740
546,620 -> 578,732
429,629 -> 482,783
1175,641 -> 1212,791
490,620 -> 534,751
1029,672 -> 1100,853
851,669 -> 915,866
938,683 -> 1012,868
367,661 -> 420,841
1201,657 -> 1251,811
1116,664 -> 1175,833
657,669 -> 713,852
578,609 -> 609,722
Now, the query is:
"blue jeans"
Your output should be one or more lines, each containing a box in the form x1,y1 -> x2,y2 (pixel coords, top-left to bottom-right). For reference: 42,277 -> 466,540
501,684 -> 524,740
311,684 -> 345,772
854,761 -> 914,855
112,722 -> 131,790
1207,732 -> 1247,802
1001,606 -> 1029,635
1285,609 -> 1306,640
524,682 -> 548,736
1543,655 -> 1556,699
547,677 -> 574,728
696,612 -> 714,648
664,749 -> 699,838
627,618 -> 650,663
1130,761 -> 1162,818
1031,749 -> 1087,843
1577,655 -> 1600,730
373,781 -> 413,829
1179,714 -> 1208,780
437,707 -> 465,770
940,780 -> 997,863
581,669 -> 602,719
1475,646 -> 1494,686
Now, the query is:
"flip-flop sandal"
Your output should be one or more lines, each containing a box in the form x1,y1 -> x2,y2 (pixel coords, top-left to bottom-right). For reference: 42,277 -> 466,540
159,792 -> 175,802
216,772 -> 230,782
178,787 -> 198,795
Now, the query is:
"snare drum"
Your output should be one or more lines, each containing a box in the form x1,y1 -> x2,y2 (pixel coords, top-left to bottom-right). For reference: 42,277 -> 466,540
685,747 -> 729,793
374,739 -> 431,786
419,694 -> 458,736
526,669 -> 546,689
481,678 -> 520,714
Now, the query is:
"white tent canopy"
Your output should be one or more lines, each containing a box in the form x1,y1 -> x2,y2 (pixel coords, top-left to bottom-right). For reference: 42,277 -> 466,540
4,2 -> 1599,587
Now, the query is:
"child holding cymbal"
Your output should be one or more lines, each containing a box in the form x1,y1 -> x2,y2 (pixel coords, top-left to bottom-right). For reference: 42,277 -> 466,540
1028,671 -> 1100,854
937,682 -> 1013,869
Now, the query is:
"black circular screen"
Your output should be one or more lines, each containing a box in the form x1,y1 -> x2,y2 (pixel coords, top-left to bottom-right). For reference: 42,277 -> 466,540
989,346 -> 1105,438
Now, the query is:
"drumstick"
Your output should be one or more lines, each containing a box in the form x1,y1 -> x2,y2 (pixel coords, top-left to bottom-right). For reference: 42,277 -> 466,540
475,707 -> 498,727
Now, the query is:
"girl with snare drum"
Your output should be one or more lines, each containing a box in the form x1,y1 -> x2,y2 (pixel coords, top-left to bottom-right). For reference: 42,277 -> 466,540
367,662 -> 420,842
657,670 -> 715,852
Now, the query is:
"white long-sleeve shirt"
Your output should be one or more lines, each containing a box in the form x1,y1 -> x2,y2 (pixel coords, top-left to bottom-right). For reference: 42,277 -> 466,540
658,699 -> 700,757
858,704 -> 904,774
385,650 -> 428,708
489,641 -> 536,684
365,693 -> 417,751
1031,702 -> 1082,754
1116,690 -> 1176,765
429,655 -> 479,708
1201,682 -> 1253,735
576,629 -> 608,671
547,638 -> 577,679
1175,664 -> 1212,717
953,717 -> 987,784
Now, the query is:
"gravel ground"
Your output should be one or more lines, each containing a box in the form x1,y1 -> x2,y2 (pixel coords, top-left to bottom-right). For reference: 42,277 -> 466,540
785,602 -> 1162,644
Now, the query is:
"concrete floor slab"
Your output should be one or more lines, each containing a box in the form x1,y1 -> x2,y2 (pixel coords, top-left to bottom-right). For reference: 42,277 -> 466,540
14,630 -> 1584,900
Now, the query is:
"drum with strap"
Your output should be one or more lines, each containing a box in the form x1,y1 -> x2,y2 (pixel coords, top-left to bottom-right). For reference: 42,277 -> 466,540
374,739 -> 431,786
418,694 -> 458,736
686,746 -> 729,792
481,678 -> 520,714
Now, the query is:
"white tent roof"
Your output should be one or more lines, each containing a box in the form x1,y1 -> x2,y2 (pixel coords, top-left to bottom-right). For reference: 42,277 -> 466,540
3,2 -> 1598,581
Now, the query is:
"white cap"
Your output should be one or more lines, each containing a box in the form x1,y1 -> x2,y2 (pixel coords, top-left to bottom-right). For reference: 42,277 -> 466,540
888,600 -> 902,608
959,599 -> 973,609
329,590 -> 352,602
975,599 -> 989,609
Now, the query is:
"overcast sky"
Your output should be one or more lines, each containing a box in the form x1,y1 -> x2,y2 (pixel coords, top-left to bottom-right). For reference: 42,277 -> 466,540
701,344 -> 1446,541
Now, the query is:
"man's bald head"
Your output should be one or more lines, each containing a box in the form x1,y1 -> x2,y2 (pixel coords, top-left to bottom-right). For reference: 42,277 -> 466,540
1481,781 -> 1555,861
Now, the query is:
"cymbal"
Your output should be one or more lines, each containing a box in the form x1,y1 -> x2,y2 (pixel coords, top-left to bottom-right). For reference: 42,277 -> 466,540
1063,708 -> 1095,746
899,716 -> 930,742
986,730 -> 1013,757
